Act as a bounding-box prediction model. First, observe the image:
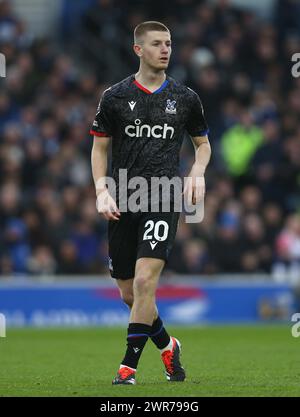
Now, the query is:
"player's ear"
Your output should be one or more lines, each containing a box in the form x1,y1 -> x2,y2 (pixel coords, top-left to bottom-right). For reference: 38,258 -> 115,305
133,44 -> 143,58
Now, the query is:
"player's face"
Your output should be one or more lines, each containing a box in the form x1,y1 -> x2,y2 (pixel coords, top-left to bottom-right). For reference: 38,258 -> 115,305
139,31 -> 172,70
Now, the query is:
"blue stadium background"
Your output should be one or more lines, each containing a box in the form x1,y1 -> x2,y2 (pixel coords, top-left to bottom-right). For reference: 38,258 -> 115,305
0,0 -> 300,325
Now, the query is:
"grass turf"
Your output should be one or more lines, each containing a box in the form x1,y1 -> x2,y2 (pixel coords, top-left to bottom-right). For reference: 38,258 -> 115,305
0,326 -> 299,397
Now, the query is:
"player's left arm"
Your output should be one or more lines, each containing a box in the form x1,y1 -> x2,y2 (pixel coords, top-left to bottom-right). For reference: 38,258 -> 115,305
184,135 -> 211,205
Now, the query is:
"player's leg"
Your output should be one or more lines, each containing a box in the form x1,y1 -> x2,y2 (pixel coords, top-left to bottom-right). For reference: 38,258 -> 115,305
113,257 -> 164,385
116,278 -> 172,352
109,216 -> 171,384
113,258 -> 184,383
108,214 -> 140,385
116,278 -> 134,310
130,257 -> 164,323
134,211 -> 185,382
116,278 -> 159,321
112,211 -> 184,384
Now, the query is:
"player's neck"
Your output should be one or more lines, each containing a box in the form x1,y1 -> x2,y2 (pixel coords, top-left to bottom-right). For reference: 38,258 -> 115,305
135,68 -> 166,92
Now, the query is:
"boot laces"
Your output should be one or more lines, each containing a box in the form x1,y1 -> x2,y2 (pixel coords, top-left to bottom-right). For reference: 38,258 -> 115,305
162,350 -> 174,374
119,367 -> 135,379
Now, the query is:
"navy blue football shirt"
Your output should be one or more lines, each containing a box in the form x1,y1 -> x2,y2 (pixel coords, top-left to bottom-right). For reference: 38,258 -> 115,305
90,74 -> 209,206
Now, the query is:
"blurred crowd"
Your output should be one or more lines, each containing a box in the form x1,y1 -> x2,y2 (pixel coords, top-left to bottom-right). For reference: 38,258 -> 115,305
0,0 -> 300,278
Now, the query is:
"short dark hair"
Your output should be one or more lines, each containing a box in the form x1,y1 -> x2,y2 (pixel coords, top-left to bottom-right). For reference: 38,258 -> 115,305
134,21 -> 170,44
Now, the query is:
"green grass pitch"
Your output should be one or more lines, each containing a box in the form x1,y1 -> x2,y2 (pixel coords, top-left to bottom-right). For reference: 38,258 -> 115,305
0,325 -> 299,397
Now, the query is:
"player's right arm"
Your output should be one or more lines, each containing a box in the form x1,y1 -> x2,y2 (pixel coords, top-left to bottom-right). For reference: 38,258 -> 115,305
90,89 -> 120,221
91,136 -> 120,221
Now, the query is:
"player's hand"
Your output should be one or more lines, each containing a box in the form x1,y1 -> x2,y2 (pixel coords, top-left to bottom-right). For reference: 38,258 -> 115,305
96,189 -> 121,221
183,164 -> 206,205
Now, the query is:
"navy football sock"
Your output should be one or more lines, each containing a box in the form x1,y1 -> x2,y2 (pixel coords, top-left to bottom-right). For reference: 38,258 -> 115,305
150,316 -> 171,350
121,323 -> 152,370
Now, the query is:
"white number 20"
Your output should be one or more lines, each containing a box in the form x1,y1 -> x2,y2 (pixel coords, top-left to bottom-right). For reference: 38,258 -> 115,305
143,220 -> 169,241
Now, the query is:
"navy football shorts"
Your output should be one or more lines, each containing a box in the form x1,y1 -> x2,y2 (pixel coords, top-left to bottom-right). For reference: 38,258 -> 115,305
108,211 -> 179,280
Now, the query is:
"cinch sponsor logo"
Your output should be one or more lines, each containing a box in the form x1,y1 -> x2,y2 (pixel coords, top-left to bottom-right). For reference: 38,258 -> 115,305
125,119 -> 174,139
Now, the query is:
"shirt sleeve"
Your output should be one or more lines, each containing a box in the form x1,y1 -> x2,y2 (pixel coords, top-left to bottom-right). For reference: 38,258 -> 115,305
185,90 -> 209,137
90,89 -> 113,137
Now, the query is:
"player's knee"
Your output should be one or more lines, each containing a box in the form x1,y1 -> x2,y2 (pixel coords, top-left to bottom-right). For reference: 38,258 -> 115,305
134,274 -> 155,296
120,290 -> 134,307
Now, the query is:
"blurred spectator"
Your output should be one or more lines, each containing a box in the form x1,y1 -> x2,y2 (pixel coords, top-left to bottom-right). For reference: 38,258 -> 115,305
0,253 -> 13,276
273,214 -> 300,282
3,218 -> 31,273
57,240 -> 83,275
0,0 -> 22,45
276,214 -> 300,261
181,239 -> 211,274
70,221 -> 101,271
43,204 -> 70,249
0,0 -> 300,277
250,119 -> 282,203
262,203 -> 283,246
241,214 -> 272,272
27,245 -> 57,275
0,182 -> 21,224
239,186 -> 262,213
221,109 -> 263,177
209,210 -> 242,273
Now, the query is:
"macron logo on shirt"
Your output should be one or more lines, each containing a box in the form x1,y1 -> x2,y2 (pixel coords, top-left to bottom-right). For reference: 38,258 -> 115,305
128,101 -> 136,111
125,119 -> 174,139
